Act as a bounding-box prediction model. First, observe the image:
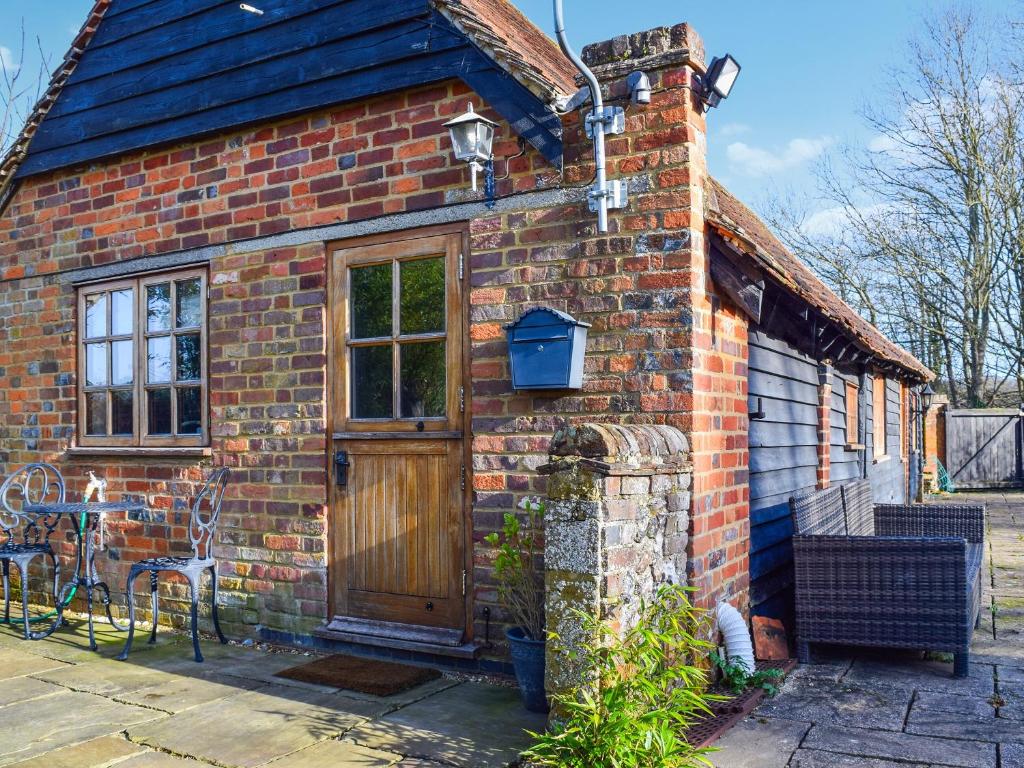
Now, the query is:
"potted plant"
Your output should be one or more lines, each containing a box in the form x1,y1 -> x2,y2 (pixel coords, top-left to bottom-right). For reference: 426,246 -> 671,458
485,499 -> 547,712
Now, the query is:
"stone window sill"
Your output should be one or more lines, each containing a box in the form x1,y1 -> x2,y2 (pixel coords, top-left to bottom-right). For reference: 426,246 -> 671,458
844,442 -> 865,452
66,446 -> 212,459
873,454 -> 892,465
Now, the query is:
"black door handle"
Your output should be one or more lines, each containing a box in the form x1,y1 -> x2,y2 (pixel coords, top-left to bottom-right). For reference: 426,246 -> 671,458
334,450 -> 350,486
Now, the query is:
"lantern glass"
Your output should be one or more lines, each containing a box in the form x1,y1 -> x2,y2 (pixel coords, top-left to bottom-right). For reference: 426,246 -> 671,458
444,103 -> 497,164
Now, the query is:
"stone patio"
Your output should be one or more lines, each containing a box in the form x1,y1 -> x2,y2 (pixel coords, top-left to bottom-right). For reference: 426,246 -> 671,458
714,492 -> 1024,768
0,618 -> 545,767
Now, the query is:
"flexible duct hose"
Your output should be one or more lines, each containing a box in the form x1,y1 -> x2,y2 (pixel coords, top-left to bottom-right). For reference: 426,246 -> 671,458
717,601 -> 755,674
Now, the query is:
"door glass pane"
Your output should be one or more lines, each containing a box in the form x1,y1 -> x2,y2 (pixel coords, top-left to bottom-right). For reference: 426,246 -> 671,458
350,263 -> 392,339
147,337 -> 171,383
85,293 -> 107,338
146,283 -> 171,332
111,340 -> 133,385
147,388 -> 171,434
85,392 -> 107,436
400,257 -> 445,335
177,387 -> 201,434
111,289 -> 134,335
86,343 -> 108,386
400,341 -> 445,418
176,278 -> 202,329
176,334 -> 201,381
351,345 -> 393,418
111,390 -> 133,435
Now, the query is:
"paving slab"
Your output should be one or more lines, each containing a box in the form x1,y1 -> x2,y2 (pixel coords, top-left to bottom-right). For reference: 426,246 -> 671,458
0,675 -> 65,709
801,724 -> 996,768
788,749 -> 929,768
5,735 -> 146,768
262,739 -> 401,767
911,689 -> 1002,719
126,685 -> 386,768
755,677 -> 911,731
32,656 -> 196,698
0,690 -> 164,767
0,647 -> 68,679
114,671 -> 263,713
1002,743 -> 1024,768
346,682 -> 546,768
710,716 -> 809,768
117,752 -> 220,767
905,707 -> 1024,744
843,658 -> 995,696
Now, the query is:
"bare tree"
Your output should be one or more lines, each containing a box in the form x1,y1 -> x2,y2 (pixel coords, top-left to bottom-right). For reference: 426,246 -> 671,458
1,22 -> 49,158
766,8 -> 1024,407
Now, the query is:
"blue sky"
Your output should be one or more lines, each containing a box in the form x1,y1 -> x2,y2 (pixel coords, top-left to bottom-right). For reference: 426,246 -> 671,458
0,0 -> 1015,217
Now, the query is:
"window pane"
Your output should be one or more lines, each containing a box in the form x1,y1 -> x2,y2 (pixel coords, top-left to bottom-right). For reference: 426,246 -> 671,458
147,388 -> 171,434
111,340 -> 133,385
350,263 -> 392,339
147,337 -> 171,383
85,293 -> 107,338
400,257 -> 445,335
147,283 -> 171,332
177,388 -> 201,435
176,278 -> 202,329
111,390 -> 133,435
85,392 -> 107,436
400,341 -> 445,418
86,343 -> 108,386
176,334 -> 201,381
111,289 -> 133,336
351,345 -> 393,418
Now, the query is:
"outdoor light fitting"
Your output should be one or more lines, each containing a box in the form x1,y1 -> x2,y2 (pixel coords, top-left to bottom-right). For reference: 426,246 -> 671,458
920,382 -> 935,412
239,3 -> 264,15
627,71 -> 651,105
700,53 -> 741,111
443,103 -> 498,194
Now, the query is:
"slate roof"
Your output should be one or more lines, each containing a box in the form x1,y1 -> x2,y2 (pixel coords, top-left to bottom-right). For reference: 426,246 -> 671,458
706,177 -> 932,380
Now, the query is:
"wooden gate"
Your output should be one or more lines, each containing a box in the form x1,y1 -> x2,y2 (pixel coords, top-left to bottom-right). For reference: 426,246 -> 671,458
944,408 -> 1024,489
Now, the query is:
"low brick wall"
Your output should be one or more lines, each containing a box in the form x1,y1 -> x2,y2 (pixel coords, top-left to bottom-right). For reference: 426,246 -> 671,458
541,423 -> 691,695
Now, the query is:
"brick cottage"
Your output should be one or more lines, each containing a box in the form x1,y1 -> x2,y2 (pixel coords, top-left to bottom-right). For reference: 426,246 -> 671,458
0,0 -> 930,671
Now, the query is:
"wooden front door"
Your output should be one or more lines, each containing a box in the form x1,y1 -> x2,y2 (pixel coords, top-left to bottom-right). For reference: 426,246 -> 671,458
328,229 -> 466,639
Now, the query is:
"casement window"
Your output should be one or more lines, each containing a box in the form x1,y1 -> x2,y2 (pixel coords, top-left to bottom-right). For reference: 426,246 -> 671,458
845,380 -> 860,444
872,375 -> 887,459
78,269 -> 207,447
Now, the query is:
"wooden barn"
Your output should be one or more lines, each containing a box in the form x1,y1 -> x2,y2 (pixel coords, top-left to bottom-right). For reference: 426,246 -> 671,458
0,0 -> 929,669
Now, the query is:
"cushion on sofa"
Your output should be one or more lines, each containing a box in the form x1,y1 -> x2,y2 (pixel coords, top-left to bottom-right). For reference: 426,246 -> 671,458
841,479 -> 876,536
791,486 -> 846,536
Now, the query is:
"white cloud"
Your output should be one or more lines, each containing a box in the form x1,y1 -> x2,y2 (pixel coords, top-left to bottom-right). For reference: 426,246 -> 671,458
0,46 -> 16,73
801,202 -> 896,238
718,122 -> 751,138
726,135 -> 835,178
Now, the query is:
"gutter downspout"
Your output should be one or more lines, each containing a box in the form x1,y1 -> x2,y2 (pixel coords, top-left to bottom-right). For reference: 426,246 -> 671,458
553,0 -> 610,233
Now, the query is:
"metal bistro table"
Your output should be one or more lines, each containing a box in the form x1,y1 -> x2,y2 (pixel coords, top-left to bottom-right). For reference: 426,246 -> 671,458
24,499 -> 147,649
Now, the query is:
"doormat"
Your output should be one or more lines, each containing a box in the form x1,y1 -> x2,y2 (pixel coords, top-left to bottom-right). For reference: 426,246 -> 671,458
685,659 -> 796,749
275,653 -> 441,696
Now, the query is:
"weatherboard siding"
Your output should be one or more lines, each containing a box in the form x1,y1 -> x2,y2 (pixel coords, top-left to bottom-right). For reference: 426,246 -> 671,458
747,329 -> 819,621
830,370 -> 862,485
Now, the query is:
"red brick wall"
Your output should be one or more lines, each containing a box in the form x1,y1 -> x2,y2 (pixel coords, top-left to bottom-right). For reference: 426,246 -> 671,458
817,364 -> 832,489
0,23 -> 753,653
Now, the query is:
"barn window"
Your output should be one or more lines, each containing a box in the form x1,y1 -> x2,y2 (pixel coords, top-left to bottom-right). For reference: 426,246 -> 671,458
78,269 -> 207,447
872,375 -> 887,459
845,380 -> 860,444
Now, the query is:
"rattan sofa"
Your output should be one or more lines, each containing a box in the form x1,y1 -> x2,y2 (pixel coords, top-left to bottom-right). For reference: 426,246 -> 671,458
790,479 -> 985,677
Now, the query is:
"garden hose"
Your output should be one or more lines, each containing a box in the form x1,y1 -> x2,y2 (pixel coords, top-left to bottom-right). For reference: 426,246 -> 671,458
3,511 -> 87,624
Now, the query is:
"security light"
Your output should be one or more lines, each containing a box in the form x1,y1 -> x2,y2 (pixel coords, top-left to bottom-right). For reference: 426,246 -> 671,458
239,3 -> 264,14
702,54 -> 741,111
443,103 -> 498,192
627,71 -> 651,105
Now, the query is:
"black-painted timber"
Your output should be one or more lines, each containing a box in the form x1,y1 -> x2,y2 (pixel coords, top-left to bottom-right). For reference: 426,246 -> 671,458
18,3 -> 563,178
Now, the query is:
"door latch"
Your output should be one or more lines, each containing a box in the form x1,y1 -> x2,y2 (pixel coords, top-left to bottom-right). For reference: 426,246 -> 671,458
334,450 -> 350,487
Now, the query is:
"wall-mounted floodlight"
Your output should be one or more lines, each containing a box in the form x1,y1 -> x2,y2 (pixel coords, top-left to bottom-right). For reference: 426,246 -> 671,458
239,4 -> 264,15
701,54 -> 741,111
627,71 -> 651,106
443,103 -> 497,193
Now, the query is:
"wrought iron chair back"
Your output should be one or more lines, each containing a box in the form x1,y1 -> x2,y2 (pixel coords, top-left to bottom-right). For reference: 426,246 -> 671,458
187,467 -> 229,561
0,463 -> 65,546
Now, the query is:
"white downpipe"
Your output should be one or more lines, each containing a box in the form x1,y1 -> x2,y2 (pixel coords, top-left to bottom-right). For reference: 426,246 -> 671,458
717,601 -> 755,674
552,0 -> 609,233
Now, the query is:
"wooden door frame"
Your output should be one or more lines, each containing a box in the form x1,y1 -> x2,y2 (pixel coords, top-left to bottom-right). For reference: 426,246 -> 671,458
325,222 -> 474,640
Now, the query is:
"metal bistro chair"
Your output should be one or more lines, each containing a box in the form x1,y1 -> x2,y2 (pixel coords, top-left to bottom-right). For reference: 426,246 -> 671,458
117,468 -> 230,662
0,463 -> 65,639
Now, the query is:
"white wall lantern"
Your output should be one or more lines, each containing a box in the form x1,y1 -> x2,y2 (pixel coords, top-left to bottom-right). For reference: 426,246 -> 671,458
443,103 -> 498,192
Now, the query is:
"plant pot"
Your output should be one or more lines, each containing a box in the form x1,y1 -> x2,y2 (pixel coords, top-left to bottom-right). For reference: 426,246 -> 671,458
506,626 -> 549,713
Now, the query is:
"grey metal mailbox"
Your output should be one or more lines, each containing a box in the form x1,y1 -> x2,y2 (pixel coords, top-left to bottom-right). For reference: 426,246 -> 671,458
504,307 -> 590,390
